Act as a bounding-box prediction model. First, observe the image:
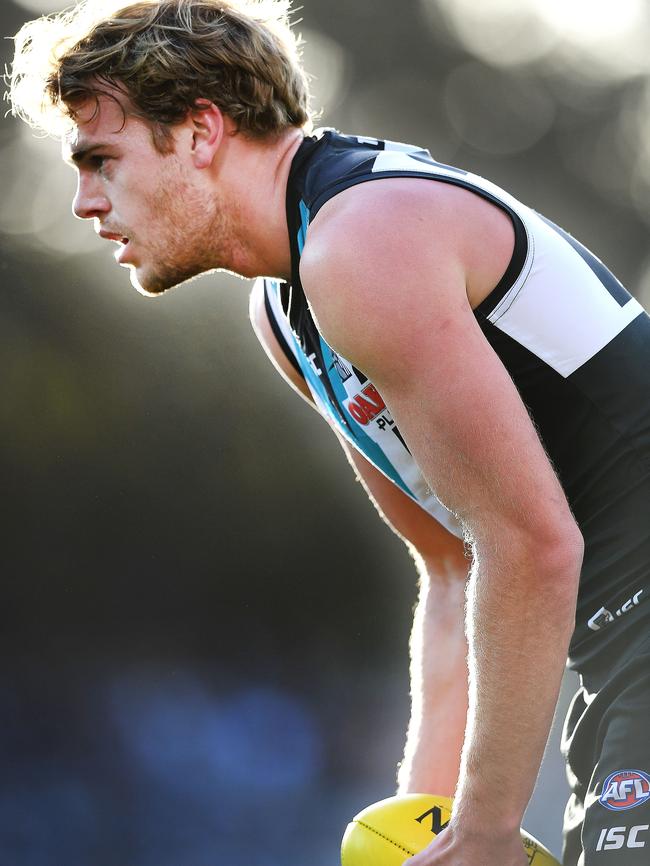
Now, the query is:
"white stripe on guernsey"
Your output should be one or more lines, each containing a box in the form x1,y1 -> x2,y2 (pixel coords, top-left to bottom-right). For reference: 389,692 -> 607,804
370,150 -> 645,377
372,149 -> 459,175
372,148 -> 528,216
381,139 -> 426,153
259,278 -> 302,365
417,492 -> 463,538
358,136 -> 423,150
487,216 -> 645,378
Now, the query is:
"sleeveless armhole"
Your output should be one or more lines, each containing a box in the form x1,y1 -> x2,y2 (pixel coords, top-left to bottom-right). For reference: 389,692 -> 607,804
306,169 -> 530,324
473,211 -> 529,320
262,278 -> 305,380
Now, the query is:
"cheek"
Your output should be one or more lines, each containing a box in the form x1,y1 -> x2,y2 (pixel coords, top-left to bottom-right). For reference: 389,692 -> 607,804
144,185 -> 177,226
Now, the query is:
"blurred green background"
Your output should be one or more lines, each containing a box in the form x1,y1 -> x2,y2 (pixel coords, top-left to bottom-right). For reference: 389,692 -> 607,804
2,0 -> 649,863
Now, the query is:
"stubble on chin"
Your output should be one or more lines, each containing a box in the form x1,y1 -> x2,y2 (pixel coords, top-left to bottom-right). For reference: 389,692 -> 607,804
130,260 -> 208,297
131,159 -> 236,297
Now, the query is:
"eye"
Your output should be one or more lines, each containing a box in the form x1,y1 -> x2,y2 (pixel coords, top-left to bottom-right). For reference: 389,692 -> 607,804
89,155 -> 111,172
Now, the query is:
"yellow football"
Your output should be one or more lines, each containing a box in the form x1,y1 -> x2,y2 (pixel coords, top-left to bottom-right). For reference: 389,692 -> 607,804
341,794 -> 560,866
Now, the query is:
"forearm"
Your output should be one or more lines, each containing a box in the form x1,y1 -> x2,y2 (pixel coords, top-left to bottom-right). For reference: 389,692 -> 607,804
398,551 -> 469,797
452,535 -> 582,834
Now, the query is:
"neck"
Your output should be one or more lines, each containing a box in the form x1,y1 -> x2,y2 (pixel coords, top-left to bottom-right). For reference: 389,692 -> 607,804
219,127 -> 305,282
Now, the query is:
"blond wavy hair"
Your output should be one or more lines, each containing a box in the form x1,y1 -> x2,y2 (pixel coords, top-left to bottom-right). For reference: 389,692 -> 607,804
9,0 -> 313,147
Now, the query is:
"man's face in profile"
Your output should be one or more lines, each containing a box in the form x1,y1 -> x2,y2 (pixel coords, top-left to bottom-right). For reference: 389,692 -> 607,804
63,89 -> 230,296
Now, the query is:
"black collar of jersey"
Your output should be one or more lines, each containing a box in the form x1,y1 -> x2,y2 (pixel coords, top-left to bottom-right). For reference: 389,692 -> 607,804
285,130 -> 327,291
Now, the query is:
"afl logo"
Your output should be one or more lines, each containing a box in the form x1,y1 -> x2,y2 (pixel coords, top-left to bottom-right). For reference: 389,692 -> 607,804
599,770 -> 650,811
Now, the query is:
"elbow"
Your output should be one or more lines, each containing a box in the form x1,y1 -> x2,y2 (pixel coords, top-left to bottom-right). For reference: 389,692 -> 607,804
470,506 -> 584,593
479,513 -> 584,597
514,519 -> 584,636
543,516 -> 584,570
533,517 -> 584,604
563,520 -> 585,574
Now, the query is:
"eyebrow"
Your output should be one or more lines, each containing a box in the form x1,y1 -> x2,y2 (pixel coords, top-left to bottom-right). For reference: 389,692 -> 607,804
65,142 -> 111,166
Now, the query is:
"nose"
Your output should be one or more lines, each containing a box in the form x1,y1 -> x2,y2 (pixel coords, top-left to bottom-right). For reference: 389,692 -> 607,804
72,174 -> 111,220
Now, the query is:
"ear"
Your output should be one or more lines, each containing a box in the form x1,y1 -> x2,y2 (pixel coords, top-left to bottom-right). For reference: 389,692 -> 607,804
189,99 -> 225,169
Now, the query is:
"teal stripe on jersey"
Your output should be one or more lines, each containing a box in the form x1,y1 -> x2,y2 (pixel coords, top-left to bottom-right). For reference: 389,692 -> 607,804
317,339 -> 415,498
298,200 -> 310,253
294,196 -> 414,498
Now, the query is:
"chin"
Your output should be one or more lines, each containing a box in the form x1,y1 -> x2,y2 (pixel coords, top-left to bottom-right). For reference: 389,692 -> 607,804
129,266 -> 173,298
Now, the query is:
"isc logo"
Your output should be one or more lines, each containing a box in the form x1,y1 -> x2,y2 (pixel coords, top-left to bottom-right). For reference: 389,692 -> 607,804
596,825 -> 649,851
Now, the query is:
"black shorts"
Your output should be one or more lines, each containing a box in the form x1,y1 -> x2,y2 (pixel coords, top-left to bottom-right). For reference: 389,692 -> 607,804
561,630 -> 650,865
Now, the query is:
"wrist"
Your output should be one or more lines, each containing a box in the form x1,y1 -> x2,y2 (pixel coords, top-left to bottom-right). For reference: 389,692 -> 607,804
447,812 -> 524,847
451,784 -> 525,837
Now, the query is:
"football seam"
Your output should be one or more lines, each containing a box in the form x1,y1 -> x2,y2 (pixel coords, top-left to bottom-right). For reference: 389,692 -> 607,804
354,820 -> 417,858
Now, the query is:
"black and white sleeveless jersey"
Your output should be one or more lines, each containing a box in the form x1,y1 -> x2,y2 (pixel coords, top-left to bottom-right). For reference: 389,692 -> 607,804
258,128 -> 650,669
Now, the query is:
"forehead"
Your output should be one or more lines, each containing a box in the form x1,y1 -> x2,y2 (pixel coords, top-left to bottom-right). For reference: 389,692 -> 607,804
62,91 -> 147,160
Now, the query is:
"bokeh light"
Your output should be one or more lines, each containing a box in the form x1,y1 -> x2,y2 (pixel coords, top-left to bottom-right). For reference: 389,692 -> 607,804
421,0 -> 557,69
299,27 -> 350,124
532,0 -> 646,51
0,125 -> 90,255
421,0 -> 650,80
443,63 -> 555,156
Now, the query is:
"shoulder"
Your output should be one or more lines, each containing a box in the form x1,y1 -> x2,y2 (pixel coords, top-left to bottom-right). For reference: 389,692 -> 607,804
298,177 -> 512,376
300,178 -> 464,301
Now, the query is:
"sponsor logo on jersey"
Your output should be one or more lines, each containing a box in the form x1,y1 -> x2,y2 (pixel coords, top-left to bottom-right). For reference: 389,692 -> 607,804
587,589 -> 644,631
599,770 -> 650,811
596,825 -> 649,850
306,352 -> 322,377
344,384 -> 409,448
329,352 -> 353,383
346,384 -> 386,425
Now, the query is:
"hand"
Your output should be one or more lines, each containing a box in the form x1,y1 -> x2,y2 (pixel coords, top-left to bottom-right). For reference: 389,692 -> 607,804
404,825 -> 529,866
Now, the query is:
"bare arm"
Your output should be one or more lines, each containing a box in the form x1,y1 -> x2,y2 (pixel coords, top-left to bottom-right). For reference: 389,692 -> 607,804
299,179 -> 583,859
250,280 -> 471,795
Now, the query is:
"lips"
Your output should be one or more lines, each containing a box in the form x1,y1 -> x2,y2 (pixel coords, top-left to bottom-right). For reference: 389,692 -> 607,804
98,229 -> 133,263
99,230 -> 128,244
